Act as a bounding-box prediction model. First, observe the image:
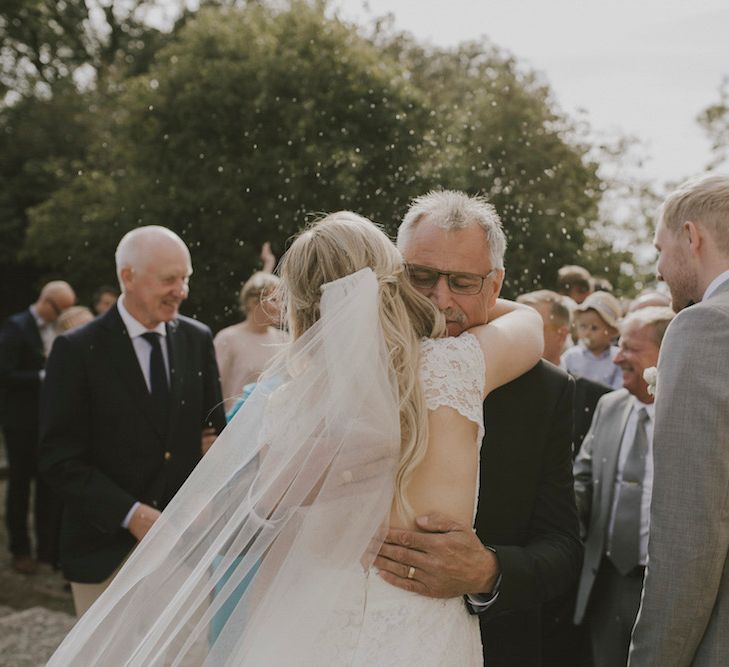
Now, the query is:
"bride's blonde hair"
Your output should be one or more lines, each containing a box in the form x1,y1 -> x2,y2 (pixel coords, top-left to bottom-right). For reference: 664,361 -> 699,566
278,211 -> 445,521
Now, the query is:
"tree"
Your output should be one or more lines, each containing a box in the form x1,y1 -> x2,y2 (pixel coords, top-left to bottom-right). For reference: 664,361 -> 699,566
24,1 -> 629,326
375,32 -> 607,296
0,85 -> 93,316
0,0 -> 172,97
0,1 -> 182,316
26,1 -> 436,326
698,77 -> 729,171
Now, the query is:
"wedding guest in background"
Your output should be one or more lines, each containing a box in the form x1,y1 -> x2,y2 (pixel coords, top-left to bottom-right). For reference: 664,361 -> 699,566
0,281 -> 76,574
557,264 -> 593,306
517,290 -> 613,453
39,226 -> 226,616
214,271 -> 287,415
91,286 -> 119,316
56,306 -> 94,333
626,290 -> 671,313
574,306 -> 674,667
562,291 -> 623,389
629,175 -> 729,666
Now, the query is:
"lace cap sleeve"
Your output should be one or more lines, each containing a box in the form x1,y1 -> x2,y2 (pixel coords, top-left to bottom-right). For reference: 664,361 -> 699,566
419,332 -> 485,443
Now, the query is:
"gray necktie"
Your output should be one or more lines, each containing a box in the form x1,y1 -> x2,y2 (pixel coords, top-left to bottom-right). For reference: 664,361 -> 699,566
609,406 -> 650,575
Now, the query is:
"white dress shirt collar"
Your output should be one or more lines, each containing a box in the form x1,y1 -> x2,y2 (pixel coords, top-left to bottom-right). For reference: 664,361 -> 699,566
632,394 -> 655,420
117,294 -> 167,338
703,269 -> 729,302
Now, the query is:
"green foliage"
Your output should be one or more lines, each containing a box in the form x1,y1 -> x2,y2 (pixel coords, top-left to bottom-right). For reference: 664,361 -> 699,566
378,35 -> 604,296
0,0 -> 170,95
16,1 -> 635,326
27,2 -> 435,325
0,85 -> 93,313
698,77 -> 729,171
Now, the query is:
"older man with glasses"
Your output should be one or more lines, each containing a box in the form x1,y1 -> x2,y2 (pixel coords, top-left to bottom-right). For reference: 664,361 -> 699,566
375,190 -> 581,666
0,280 -> 76,574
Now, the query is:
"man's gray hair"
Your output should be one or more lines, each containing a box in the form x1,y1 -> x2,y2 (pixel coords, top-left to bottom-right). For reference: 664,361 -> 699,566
660,173 -> 729,256
397,190 -> 507,270
517,289 -> 571,327
620,306 -> 675,348
115,225 -> 190,289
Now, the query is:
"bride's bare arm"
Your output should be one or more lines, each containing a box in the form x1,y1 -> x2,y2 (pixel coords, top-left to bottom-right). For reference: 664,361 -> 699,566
469,299 -> 543,395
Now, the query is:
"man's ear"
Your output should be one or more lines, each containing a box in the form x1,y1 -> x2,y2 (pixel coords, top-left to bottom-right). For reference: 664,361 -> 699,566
488,269 -> 505,307
120,266 -> 134,292
684,221 -> 703,257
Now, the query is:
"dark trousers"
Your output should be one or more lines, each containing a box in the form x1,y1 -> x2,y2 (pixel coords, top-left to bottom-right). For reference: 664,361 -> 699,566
586,558 -> 645,667
3,427 -> 61,563
541,583 -> 590,667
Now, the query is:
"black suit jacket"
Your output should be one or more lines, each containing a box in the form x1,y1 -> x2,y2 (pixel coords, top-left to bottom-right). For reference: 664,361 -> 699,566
39,305 -> 226,583
475,360 -> 582,666
0,308 -> 45,430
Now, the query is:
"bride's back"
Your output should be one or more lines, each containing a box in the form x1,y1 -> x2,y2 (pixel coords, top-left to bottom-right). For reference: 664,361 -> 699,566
389,333 -> 485,531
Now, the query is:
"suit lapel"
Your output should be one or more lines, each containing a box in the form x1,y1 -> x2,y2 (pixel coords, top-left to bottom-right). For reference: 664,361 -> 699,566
166,319 -> 185,437
598,393 -> 634,527
100,306 -> 163,436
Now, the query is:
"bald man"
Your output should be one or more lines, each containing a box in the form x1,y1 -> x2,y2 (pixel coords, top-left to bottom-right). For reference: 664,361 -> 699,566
39,226 -> 226,615
0,281 -> 76,574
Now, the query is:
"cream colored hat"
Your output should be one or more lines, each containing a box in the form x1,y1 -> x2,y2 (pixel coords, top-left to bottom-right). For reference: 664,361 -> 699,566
576,291 -> 622,329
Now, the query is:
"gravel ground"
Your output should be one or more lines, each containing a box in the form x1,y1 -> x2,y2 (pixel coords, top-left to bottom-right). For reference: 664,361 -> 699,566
0,471 -> 76,666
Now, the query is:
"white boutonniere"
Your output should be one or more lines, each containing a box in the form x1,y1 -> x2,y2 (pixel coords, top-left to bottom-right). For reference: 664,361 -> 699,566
643,366 -> 658,397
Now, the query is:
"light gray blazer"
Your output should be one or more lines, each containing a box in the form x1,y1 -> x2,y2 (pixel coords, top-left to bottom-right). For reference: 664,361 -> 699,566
629,279 -> 729,667
573,388 -> 633,624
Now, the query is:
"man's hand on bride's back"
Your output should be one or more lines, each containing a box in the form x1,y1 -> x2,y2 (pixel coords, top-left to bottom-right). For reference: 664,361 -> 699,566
374,512 -> 500,598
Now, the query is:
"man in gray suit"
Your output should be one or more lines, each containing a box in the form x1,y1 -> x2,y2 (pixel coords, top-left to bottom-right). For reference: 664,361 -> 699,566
629,174 -> 729,666
574,306 -> 674,666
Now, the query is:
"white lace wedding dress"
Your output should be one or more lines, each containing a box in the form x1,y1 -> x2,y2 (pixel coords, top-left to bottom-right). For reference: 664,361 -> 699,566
293,332 -> 486,667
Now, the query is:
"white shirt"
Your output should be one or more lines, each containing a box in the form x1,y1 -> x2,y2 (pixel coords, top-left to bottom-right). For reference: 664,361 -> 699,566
703,269 -> 729,302
607,396 -> 655,566
116,295 -> 171,528
116,295 -> 170,392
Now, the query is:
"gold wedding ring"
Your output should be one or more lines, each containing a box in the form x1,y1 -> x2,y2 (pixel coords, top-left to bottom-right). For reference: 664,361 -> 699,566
407,566 -> 416,580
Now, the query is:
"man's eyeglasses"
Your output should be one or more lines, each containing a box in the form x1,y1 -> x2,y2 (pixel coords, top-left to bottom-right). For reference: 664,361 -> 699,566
405,264 -> 497,295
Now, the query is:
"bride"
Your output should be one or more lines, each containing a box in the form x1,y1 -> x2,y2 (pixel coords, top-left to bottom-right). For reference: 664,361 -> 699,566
48,212 -> 542,666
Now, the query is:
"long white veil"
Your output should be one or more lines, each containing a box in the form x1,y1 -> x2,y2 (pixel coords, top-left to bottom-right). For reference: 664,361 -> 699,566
49,267 -> 401,666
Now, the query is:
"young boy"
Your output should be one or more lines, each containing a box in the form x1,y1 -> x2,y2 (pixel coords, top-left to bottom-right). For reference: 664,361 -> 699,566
561,291 -> 623,389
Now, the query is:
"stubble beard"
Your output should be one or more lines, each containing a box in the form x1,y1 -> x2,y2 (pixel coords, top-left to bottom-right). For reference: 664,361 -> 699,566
667,263 -> 699,312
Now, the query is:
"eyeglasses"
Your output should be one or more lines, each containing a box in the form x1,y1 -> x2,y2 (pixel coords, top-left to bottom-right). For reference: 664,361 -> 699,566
405,264 -> 497,295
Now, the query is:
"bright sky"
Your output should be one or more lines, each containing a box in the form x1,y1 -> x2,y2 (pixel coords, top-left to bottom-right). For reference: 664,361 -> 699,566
335,0 -> 729,189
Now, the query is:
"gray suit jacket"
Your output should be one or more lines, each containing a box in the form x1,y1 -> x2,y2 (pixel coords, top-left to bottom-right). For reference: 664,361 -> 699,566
629,278 -> 729,667
573,388 -> 635,624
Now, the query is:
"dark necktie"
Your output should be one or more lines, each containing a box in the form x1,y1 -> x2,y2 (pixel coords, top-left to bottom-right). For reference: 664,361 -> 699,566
141,332 -> 170,431
609,406 -> 650,575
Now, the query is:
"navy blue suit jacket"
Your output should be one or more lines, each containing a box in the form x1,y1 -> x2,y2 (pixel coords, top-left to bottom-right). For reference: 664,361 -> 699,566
0,308 -> 44,430
476,360 -> 582,666
39,305 -> 226,583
